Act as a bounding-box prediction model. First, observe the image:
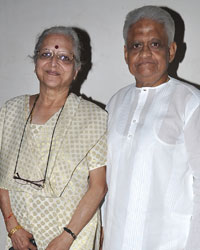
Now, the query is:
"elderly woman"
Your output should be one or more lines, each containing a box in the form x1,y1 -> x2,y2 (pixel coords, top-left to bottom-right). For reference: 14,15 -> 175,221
0,26 -> 107,250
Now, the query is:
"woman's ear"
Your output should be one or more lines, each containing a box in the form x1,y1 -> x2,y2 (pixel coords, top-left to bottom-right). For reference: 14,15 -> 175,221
73,68 -> 80,80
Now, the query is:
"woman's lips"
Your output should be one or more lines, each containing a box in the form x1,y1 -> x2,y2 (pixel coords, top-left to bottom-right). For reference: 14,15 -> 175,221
46,70 -> 60,76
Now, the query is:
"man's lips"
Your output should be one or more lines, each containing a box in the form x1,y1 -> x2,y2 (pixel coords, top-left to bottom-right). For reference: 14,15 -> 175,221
137,61 -> 155,66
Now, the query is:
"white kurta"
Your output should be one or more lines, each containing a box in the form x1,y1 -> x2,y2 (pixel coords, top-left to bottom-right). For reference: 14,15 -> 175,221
102,77 -> 200,250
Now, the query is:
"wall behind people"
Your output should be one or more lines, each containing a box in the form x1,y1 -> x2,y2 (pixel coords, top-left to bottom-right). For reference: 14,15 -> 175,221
0,0 -> 199,247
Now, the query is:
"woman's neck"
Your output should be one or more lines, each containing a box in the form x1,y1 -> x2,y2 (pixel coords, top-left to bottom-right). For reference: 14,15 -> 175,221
29,89 -> 69,125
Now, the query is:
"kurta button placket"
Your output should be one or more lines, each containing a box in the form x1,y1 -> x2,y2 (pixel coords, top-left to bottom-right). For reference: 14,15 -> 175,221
128,88 -> 149,137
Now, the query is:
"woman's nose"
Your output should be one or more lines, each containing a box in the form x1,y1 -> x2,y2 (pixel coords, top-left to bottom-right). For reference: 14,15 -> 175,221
49,54 -> 59,66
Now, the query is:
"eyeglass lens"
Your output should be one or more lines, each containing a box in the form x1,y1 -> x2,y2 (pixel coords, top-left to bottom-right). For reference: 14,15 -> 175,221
38,49 -> 74,64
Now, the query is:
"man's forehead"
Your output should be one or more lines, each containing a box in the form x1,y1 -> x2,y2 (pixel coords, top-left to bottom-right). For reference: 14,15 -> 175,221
129,18 -> 165,30
127,19 -> 167,39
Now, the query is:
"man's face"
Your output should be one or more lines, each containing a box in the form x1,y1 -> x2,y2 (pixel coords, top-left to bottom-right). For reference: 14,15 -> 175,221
124,18 -> 176,87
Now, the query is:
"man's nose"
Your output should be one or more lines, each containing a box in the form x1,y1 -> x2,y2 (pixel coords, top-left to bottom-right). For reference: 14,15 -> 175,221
140,44 -> 152,57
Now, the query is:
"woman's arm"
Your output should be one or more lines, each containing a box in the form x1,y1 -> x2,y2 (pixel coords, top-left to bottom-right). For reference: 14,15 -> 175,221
0,189 -> 15,231
0,188 -> 36,250
46,166 -> 107,250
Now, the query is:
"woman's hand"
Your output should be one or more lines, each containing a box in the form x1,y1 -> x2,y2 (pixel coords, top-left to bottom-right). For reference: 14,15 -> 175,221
10,228 -> 37,250
45,231 -> 74,250
0,189 -> 36,250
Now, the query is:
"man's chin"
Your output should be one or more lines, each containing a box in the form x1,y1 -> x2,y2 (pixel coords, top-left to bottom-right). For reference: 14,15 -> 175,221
135,74 -> 169,88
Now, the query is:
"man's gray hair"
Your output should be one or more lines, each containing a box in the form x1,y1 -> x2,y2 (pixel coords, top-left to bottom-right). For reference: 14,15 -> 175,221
123,5 -> 175,45
32,26 -> 81,70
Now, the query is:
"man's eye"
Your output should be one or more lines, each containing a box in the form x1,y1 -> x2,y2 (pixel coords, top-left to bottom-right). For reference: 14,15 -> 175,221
151,42 -> 160,48
130,43 -> 142,50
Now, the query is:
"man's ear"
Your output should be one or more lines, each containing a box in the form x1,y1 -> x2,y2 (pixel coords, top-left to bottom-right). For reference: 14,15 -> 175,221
169,42 -> 177,63
124,45 -> 129,64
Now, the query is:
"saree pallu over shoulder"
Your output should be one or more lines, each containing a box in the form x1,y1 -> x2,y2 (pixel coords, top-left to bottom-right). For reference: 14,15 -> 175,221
0,93 -> 107,197
49,93 -> 107,196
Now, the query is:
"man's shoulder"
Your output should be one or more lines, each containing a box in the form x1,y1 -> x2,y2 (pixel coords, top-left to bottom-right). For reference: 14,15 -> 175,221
171,78 -> 200,102
110,83 -> 134,99
107,83 -> 135,110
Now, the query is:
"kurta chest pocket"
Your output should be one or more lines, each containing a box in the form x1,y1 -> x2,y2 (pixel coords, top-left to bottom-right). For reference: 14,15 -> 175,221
155,114 -> 184,145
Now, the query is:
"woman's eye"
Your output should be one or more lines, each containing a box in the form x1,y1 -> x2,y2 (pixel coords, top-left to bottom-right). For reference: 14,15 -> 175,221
40,52 -> 51,58
59,55 -> 70,61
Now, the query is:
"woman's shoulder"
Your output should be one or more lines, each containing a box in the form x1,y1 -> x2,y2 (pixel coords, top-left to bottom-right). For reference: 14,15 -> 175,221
68,94 -> 107,130
70,93 -> 107,116
3,94 -> 28,108
81,98 -> 106,113
0,95 -> 30,122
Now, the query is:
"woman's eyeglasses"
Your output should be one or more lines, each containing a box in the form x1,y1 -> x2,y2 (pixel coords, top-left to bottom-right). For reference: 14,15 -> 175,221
37,48 -> 75,65
13,172 -> 44,190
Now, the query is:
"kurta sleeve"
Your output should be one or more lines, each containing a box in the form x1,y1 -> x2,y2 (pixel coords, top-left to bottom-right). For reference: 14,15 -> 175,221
87,133 -> 107,171
184,105 -> 200,250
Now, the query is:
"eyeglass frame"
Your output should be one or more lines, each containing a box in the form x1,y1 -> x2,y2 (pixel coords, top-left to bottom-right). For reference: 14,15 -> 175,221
36,48 -> 76,65
13,172 -> 45,189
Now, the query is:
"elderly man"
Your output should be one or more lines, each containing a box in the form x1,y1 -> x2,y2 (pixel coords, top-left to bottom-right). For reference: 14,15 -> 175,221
102,5 -> 200,250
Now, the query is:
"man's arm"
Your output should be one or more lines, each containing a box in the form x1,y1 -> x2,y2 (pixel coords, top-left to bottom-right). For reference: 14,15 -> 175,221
184,106 -> 200,250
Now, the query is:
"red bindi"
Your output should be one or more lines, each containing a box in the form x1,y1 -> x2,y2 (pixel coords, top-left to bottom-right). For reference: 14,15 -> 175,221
55,45 -> 59,49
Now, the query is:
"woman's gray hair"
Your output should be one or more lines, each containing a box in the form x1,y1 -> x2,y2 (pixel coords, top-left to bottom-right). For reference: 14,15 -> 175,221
123,5 -> 175,45
32,26 -> 81,70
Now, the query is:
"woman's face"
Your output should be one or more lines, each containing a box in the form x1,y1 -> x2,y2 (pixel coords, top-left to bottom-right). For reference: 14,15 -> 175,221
35,33 -> 79,92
